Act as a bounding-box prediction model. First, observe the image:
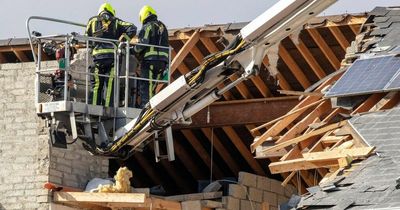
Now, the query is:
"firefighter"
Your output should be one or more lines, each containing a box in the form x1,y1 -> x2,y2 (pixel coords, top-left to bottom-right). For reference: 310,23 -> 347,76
133,5 -> 169,108
86,3 -> 137,107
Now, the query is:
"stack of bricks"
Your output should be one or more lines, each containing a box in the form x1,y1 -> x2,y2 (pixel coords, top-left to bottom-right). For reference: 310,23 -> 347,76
222,172 -> 297,210
0,61 -> 109,209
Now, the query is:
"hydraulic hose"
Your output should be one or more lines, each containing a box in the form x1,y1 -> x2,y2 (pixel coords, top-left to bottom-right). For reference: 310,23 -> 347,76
86,35 -> 247,157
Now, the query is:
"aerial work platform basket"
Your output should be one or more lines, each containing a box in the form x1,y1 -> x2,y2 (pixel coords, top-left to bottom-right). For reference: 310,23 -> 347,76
27,16 -> 174,160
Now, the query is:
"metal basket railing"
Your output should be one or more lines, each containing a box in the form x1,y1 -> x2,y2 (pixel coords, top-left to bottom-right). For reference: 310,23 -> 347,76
27,16 -> 172,109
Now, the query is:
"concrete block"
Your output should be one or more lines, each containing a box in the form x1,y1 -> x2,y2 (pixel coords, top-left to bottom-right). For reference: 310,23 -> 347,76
249,187 -> 263,202
270,179 -> 284,195
263,191 -> 277,207
228,184 -> 246,199
182,200 -> 202,210
238,171 -> 257,187
278,195 -> 288,206
257,176 -> 271,191
222,196 -> 239,210
240,199 -> 252,210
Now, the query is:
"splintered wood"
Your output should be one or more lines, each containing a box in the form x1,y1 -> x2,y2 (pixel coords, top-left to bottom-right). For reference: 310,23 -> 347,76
250,69 -> 387,193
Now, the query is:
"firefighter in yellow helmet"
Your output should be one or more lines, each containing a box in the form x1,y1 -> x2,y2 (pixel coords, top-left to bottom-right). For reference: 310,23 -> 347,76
86,3 -> 137,107
132,5 -> 169,108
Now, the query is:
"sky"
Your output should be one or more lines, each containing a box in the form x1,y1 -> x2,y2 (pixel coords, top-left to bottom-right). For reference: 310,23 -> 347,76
1,0 -> 400,39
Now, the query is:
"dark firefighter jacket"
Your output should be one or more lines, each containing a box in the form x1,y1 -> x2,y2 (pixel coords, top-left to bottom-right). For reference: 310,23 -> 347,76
133,15 -> 169,62
85,15 -> 137,60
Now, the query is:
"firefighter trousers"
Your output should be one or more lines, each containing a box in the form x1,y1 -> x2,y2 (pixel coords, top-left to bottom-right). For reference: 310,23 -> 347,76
139,61 -> 167,108
90,59 -> 115,107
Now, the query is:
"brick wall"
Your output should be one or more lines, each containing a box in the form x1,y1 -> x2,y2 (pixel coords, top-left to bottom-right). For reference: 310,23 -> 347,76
222,172 -> 297,210
0,61 -> 108,210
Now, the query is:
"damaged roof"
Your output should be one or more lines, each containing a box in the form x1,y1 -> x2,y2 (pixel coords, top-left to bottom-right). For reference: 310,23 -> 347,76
298,107 -> 400,209
296,7 -> 400,210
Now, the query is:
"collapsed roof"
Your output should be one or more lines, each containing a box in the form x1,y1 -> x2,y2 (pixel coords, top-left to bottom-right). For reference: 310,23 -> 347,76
0,13 -> 370,195
252,6 -> 400,209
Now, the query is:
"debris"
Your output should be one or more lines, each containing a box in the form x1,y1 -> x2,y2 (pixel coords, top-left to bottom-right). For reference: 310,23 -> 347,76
95,167 -> 133,193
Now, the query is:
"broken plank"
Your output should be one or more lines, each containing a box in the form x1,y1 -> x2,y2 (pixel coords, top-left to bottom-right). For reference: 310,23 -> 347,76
302,147 -> 375,160
321,135 -> 350,144
269,158 -> 338,174
261,121 -> 348,154
281,171 -> 296,187
251,99 -> 325,133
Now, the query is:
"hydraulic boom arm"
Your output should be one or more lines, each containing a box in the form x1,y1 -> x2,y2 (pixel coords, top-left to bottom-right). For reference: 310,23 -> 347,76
83,0 -> 338,158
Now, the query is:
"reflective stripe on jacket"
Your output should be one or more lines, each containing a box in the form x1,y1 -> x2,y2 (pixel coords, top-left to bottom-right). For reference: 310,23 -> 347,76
85,16 -> 137,60
134,15 -> 169,62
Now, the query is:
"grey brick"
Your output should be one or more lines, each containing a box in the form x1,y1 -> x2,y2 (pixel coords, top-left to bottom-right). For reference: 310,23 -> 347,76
248,187 -> 263,202
228,184 -> 247,199
222,196 -> 239,210
263,191 -> 278,207
238,172 -> 257,187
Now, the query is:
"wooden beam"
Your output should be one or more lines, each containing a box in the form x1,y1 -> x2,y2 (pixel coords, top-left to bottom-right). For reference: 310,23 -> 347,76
275,100 -> 331,144
263,57 -> 292,90
222,126 -> 266,175
269,158 -> 338,174
169,30 -> 222,41
351,93 -> 386,115
279,44 -> 311,89
200,128 -> 241,175
250,76 -> 272,97
281,171 -> 296,187
251,73 -> 342,151
278,90 -> 323,96
179,97 -> 298,128
180,130 -> 224,179
379,92 -> 400,110
348,24 -> 360,35
202,37 -> 272,97
13,50 -> 29,62
0,53 -> 7,63
307,29 -> 341,70
293,37 -> 326,79
302,147 -> 375,160
147,144 -> 193,193
133,153 -> 163,185
170,30 -> 200,73
229,73 -> 253,99
54,192 -> 145,203
114,197 -> 182,210
171,49 -> 190,75
200,37 -> 220,53
174,139 -> 205,180
251,99 -> 325,133
0,45 -> 31,52
190,40 -> 252,100
328,26 -> 350,51
261,121 -> 347,154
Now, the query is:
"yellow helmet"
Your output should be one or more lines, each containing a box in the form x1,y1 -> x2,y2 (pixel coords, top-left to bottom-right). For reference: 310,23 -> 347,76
98,3 -> 116,16
139,5 -> 157,24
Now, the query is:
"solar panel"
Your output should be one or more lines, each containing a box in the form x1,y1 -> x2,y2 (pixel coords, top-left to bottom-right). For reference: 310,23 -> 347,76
325,55 -> 400,97
385,70 -> 400,91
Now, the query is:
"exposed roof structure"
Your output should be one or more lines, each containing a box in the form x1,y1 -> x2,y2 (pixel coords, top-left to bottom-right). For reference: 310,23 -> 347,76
251,6 -> 400,209
298,108 -> 400,209
123,14 -> 368,194
0,14 -> 369,195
